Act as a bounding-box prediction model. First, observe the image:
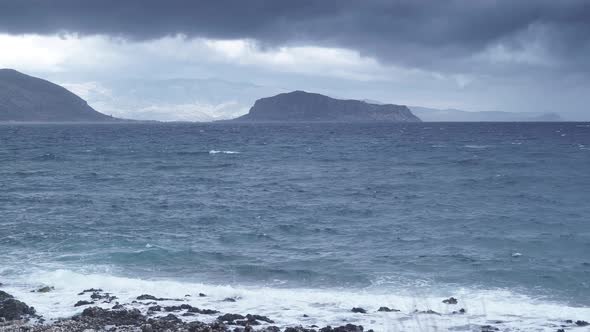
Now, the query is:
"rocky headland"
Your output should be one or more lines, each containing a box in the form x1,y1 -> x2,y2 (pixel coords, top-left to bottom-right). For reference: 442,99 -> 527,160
231,91 -> 421,123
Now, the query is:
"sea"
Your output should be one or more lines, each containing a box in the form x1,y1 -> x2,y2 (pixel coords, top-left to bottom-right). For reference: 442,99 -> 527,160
0,122 -> 589,331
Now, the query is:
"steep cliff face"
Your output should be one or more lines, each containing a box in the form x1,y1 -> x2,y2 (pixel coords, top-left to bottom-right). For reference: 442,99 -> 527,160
233,91 -> 421,122
0,69 -> 117,122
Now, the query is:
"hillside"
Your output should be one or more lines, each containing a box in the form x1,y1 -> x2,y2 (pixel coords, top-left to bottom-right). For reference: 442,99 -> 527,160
232,91 -> 421,122
0,69 -> 117,122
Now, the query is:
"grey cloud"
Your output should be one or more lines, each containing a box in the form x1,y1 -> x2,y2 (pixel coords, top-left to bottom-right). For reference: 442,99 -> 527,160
1,0 -> 589,73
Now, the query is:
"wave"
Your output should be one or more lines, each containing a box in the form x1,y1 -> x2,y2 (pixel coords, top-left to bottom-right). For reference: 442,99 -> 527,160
209,150 -> 240,154
1,269 -> 589,331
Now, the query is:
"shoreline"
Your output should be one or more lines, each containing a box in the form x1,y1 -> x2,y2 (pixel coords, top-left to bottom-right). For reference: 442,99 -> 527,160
2,287 -> 589,332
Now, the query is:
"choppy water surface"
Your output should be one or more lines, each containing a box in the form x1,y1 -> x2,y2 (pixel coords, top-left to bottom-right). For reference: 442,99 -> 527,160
1,122 -> 589,330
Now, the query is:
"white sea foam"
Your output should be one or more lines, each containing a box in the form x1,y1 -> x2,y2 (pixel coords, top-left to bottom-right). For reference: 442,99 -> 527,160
209,150 -> 240,154
2,269 -> 589,331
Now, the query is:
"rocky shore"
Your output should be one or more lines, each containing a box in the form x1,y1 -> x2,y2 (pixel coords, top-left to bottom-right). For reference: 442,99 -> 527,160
1,288 -> 587,332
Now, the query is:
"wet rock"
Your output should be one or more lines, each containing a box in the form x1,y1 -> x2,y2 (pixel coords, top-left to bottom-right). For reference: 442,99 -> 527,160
148,305 -> 162,312
188,307 -> 220,315
557,329 -> 565,332
188,321 -> 226,332
452,308 -> 466,314
260,327 -> 280,332
576,320 -> 589,326
90,292 -> 117,303
160,313 -> 181,323
141,323 -> 153,332
111,303 -> 124,310
0,291 -> 13,301
351,307 -> 366,314
34,286 -> 55,293
223,297 -> 238,302
377,306 -> 399,312
0,295 -> 36,321
137,294 -> 159,301
246,314 -> 274,323
74,300 -> 94,307
285,327 -> 317,332
182,312 -> 196,316
80,307 -> 145,326
199,293 -> 207,297
236,319 -> 260,326
78,288 -> 103,295
481,325 -> 499,332
320,324 -> 364,332
442,297 -> 458,304
218,313 -> 246,322
414,309 -> 441,315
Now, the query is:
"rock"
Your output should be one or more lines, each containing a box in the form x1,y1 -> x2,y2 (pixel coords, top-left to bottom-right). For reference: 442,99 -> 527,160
377,306 -> 399,312
576,320 -> 589,326
136,294 -> 159,301
188,321 -> 226,332
218,313 -> 245,322
160,313 -> 181,323
414,309 -> 441,315
188,307 -> 219,315
260,327 -> 280,332
442,297 -> 458,304
481,326 -> 499,332
0,296 -> 36,321
351,307 -> 366,314
320,324 -> 364,332
81,307 -> 145,326
148,305 -> 162,312
74,300 -> 94,307
34,286 -> 55,293
78,288 -> 103,295
141,323 -> 153,332
223,297 -> 238,302
452,308 -> 466,314
111,303 -> 124,310
199,293 -> 207,297
246,314 -> 274,323
0,291 -> 13,301
90,292 -> 117,303
285,327 -> 316,332
557,329 -> 565,332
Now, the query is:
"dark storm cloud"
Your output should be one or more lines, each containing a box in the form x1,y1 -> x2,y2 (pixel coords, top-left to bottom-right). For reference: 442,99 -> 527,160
1,0 -> 589,72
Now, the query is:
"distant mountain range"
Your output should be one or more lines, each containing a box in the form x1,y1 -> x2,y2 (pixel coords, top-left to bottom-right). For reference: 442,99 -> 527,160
0,69 -> 117,122
0,69 -> 567,123
232,91 -> 421,122
410,106 -> 563,122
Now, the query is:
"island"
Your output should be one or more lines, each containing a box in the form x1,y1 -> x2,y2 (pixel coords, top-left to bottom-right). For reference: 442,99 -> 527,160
231,90 -> 421,122
0,69 -> 118,122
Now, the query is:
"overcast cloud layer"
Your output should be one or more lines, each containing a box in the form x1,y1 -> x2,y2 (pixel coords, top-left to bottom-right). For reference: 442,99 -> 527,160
1,0 -> 589,120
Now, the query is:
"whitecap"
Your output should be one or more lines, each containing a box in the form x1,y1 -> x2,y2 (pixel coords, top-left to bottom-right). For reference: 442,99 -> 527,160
209,150 -> 240,154
464,145 -> 489,149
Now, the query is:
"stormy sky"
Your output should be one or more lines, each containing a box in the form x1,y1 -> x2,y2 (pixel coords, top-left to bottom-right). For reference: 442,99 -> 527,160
1,0 -> 589,120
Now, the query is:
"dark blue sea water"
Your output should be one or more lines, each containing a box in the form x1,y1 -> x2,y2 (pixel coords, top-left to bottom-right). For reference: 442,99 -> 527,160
1,122 -> 589,330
